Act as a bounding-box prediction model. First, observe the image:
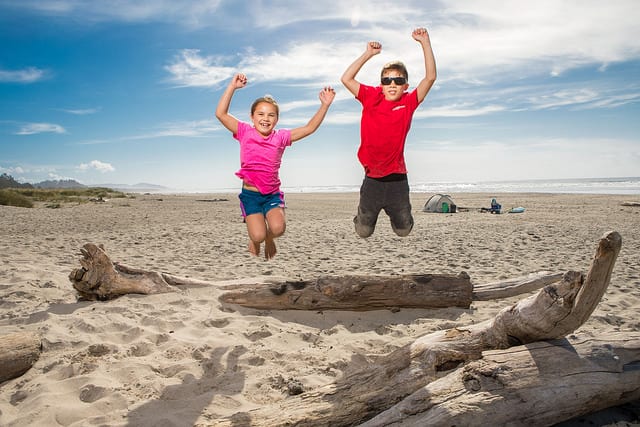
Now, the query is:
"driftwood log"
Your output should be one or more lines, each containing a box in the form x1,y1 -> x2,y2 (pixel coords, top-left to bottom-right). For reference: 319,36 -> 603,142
69,244 -> 561,307
217,270 -> 563,310
361,332 -> 640,426
0,332 -> 41,383
66,232 -> 635,425
219,273 -> 474,310
68,243 -> 213,300
205,231 -> 628,426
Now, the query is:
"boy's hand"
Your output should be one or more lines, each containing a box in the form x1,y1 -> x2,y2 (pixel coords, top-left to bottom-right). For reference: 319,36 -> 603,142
366,41 -> 382,56
231,73 -> 248,89
412,27 -> 431,43
319,86 -> 336,105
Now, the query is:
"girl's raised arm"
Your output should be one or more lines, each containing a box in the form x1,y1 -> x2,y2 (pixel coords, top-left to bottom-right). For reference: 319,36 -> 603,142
290,87 -> 336,142
215,73 -> 248,134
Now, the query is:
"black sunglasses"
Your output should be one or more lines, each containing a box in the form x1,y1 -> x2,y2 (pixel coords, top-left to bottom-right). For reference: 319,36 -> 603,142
381,76 -> 407,85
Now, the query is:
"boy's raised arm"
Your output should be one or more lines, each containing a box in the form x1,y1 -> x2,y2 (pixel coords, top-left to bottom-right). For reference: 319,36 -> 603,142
291,87 -> 336,142
341,41 -> 382,97
412,28 -> 437,103
215,73 -> 248,134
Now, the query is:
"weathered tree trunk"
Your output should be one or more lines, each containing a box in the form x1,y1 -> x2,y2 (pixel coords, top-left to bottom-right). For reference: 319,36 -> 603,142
361,332 -> 640,426
69,243 -> 559,307
219,273 -> 473,310
207,231 -> 623,426
0,332 -> 41,383
67,234 -> 629,425
471,270 -> 563,300
69,243 -> 210,300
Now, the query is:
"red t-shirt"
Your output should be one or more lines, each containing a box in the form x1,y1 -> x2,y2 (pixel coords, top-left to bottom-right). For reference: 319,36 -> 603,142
356,84 -> 420,178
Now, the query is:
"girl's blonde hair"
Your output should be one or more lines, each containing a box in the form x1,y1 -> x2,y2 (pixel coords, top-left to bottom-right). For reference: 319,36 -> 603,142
251,95 -> 279,117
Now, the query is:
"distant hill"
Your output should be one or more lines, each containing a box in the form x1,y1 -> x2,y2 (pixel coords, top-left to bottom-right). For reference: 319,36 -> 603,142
0,174 -> 166,192
0,173 -> 34,189
36,179 -> 87,189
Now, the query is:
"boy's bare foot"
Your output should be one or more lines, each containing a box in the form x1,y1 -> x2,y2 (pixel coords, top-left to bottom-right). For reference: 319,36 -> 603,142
264,237 -> 277,260
248,240 -> 261,257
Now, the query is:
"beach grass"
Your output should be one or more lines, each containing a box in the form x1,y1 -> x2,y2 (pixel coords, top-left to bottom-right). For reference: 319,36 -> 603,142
0,189 -> 34,208
0,187 -> 128,208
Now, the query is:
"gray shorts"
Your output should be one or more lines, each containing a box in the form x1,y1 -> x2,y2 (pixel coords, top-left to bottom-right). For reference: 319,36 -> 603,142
354,174 -> 413,238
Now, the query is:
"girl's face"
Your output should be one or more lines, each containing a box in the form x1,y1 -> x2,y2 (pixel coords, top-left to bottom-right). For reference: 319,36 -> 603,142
251,102 -> 279,137
381,70 -> 409,102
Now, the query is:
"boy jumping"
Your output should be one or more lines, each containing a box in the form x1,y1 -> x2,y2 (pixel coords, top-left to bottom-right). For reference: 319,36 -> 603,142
341,27 -> 436,238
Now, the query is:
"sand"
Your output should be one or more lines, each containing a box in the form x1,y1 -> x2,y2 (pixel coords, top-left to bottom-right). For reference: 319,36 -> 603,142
1,192 -> 639,426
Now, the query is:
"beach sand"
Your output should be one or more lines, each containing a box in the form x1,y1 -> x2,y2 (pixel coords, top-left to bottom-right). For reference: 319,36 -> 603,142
1,192 -> 639,426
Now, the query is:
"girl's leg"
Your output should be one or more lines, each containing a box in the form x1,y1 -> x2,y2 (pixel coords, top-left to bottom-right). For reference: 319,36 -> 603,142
244,213 -> 267,257
264,207 -> 286,260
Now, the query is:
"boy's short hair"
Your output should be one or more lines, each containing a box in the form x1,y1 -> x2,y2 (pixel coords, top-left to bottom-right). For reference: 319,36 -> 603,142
381,61 -> 408,81
251,95 -> 279,117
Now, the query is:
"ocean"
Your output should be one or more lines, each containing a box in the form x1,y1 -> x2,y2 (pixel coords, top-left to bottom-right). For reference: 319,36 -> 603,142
281,177 -> 640,195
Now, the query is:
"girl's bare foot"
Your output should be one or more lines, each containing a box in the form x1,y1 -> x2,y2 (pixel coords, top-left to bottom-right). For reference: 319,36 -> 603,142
248,240 -> 261,257
264,236 -> 277,260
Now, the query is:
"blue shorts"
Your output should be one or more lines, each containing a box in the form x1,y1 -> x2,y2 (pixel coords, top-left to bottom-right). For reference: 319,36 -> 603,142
238,188 -> 285,217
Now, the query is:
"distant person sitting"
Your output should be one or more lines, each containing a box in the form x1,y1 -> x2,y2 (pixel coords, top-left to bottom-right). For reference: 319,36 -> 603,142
215,73 -> 335,259
491,198 -> 502,214
341,27 -> 437,238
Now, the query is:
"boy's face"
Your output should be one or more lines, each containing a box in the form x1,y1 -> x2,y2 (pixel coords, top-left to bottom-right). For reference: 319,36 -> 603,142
381,70 -> 409,101
251,102 -> 279,137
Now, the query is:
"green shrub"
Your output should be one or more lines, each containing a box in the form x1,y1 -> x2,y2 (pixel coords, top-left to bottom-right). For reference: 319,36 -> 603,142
0,189 -> 34,208
0,187 -> 128,207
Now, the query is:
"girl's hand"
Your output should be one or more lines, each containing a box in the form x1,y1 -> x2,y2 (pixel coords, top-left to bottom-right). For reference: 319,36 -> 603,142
319,86 -> 336,105
232,73 -> 248,89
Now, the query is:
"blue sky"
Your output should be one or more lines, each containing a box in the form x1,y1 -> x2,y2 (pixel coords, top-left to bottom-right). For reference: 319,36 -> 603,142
1,0 -> 639,192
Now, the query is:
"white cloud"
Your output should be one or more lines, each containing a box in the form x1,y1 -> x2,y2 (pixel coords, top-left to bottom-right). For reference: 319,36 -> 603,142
434,1 -> 640,81
16,122 -> 66,135
13,0 -> 637,92
165,49 -> 236,87
78,160 -> 115,173
0,67 -> 48,83
406,136 -> 640,182
0,166 -> 25,175
46,172 -> 74,181
135,120 -> 220,138
62,107 -> 100,115
162,0 -> 640,119
72,120 -> 221,145
417,104 -> 506,118
2,0 -> 224,27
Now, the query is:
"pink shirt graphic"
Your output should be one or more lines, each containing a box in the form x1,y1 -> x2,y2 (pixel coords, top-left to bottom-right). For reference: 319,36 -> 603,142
234,121 -> 292,194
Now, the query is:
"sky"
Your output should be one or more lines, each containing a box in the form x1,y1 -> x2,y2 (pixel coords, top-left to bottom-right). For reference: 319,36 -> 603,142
1,0 -> 639,192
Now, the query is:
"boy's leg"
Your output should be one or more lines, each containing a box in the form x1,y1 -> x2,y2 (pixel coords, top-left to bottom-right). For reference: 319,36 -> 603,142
354,177 -> 382,238
384,179 -> 413,237
264,207 -> 286,260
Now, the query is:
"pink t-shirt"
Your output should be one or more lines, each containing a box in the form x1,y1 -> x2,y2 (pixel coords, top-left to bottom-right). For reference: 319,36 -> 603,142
234,121 -> 292,194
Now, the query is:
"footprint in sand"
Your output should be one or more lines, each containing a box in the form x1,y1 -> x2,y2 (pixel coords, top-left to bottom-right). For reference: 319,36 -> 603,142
79,384 -> 108,403
244,328 -> 272,342
202,318 -> 231,328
